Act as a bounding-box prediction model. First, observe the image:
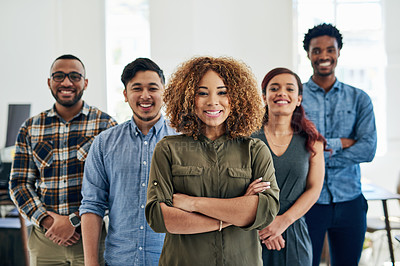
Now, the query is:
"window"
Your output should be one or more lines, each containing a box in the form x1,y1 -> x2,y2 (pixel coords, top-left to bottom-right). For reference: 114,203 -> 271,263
106,0 -> 150,123
294,0 -> 386,155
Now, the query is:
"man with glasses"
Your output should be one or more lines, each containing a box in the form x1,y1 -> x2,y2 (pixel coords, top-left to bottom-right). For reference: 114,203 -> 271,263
9,54 -> 117,265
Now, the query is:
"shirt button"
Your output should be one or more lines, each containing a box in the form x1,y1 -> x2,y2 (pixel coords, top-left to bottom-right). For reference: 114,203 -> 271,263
139,247 -> 143,251
143,161 -> 147,165
142,183 -> 146,187
153,181 -> 158,186
144,141 -> 148,145
140,225 -> 144,230
141,204 -> 145,208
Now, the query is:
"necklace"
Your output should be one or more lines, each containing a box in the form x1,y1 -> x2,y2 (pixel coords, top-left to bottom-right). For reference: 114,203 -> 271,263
265,128 -> 292,147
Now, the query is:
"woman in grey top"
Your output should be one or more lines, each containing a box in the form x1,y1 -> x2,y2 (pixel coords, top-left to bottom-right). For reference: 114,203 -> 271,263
252,68 -> 325,266
146,56 -> 280,266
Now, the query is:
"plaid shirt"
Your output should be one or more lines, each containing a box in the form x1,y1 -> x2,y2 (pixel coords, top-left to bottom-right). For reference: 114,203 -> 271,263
9,102 -> 117,227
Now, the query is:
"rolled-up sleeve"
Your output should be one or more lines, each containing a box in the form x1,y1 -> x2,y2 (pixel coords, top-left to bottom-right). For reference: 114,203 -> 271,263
145,140 -> 174,233
326,93 -> 377,167
79,135 -> 109,218
9,123 -> 47,227
242,139 -> 280,231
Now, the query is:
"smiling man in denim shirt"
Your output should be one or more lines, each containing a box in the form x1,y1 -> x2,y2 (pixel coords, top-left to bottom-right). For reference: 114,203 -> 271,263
301,23 -> 377,266
79,58 -> 176,266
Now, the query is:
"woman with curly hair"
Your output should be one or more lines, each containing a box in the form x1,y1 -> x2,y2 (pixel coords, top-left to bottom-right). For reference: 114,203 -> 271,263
145,56 -> 280,266
252,68 -> 325,266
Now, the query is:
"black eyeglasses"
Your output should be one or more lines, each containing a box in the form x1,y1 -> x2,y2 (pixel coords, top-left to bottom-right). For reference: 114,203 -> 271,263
51,71 -> 84,82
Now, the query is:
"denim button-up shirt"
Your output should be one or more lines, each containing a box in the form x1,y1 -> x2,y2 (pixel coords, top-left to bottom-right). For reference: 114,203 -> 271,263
302,78 -> 377,204
80,116 -> 176,266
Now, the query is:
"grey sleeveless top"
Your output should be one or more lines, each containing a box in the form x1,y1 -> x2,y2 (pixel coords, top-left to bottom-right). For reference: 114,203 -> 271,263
252,129 -> 312,266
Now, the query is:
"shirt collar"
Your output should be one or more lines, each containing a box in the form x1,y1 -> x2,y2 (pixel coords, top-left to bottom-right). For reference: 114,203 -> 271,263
47,101 -> 89,119
306,77 -> 341,92
130,114 -> 166,136
198,133 -> 229,144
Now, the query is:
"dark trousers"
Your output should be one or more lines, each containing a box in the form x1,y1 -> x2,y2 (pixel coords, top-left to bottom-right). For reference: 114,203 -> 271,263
305,194 -> 368,266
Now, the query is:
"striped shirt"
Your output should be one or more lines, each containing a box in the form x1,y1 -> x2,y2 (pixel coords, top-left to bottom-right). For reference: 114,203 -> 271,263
9,102 -> 117,227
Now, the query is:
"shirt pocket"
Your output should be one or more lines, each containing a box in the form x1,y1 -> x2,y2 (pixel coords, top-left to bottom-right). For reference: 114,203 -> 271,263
76,136 -> 94,161
304,110 -> 320,129
32,141 -> 54,169
171,165 -> 203,196
337,110 -> 357,136
227,167 -> 252,196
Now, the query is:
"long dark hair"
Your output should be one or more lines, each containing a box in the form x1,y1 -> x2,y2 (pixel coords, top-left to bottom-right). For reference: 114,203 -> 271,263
261,67 -> 326,155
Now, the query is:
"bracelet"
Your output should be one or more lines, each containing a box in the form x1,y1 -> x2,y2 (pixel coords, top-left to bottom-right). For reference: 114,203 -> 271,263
219,220 -> 223,232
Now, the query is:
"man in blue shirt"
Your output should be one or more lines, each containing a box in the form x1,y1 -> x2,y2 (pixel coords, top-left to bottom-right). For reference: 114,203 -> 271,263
79,58 -> 176,266
301,23 -> 377,266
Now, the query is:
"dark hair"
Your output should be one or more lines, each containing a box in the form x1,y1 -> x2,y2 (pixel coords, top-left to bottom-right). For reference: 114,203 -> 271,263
50,54 -> 86,76
121,58 -> 165,87
262,67 -> 303,96
303,23 -> 343,52
164,56 -> 264,139
261,67 -> 326,155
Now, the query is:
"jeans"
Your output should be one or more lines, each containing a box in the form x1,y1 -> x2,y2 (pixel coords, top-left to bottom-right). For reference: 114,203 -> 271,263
305,194 -> 368,266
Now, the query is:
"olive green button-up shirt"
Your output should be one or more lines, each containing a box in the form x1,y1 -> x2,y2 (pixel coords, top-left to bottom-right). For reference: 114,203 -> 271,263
146,134 -> 279,266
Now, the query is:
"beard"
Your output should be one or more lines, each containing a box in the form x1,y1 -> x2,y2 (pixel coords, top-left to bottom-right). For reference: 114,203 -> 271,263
132,109 -> 161,122
51,88 -> 84,107
315,70 -> 334,77
313,60 -> 336,77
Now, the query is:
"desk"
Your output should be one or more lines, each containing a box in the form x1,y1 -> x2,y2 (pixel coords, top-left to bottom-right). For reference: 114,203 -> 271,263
0,189 -> 29,266
362,182 -> 400,265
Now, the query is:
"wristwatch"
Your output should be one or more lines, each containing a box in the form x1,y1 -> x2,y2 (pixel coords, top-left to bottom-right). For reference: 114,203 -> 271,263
69,213 -> 81,227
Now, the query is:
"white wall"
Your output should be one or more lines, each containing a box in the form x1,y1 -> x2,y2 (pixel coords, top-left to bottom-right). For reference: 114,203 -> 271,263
361,0 -> 400,215
149,0 -> 294,83
149,0 -> 400,195
0,0 -> 107,147
361,0 -> 400,183
1,0 -> 400,213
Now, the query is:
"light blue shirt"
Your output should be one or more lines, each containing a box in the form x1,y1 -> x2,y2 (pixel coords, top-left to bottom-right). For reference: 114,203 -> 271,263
80,116 -> 176,266
302,78 -> 377,204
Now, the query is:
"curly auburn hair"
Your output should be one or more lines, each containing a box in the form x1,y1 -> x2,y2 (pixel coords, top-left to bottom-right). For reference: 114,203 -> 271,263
164,56 -> 264,139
